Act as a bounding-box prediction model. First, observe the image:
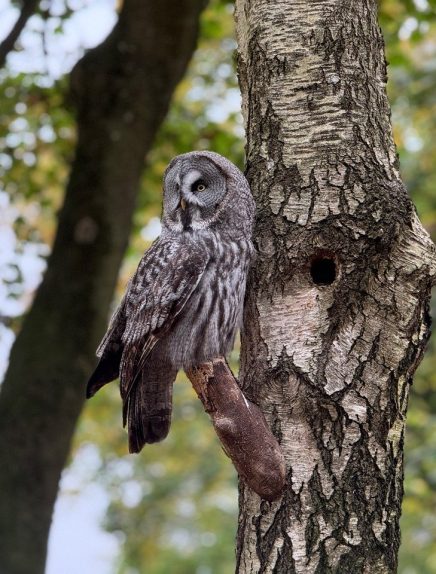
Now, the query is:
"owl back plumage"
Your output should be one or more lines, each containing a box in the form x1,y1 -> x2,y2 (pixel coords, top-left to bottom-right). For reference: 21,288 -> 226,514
86,151 -> 255,453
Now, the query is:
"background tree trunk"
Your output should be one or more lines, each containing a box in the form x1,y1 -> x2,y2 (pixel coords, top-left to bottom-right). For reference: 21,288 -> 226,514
235,0 -> 435,572
0,1 -> 206,572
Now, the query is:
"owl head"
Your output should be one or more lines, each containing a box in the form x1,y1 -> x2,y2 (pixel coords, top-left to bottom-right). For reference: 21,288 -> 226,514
161,151 -> 255,237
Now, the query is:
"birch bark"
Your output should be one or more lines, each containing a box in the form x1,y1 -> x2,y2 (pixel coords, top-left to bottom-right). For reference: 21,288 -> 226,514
235,0 -> 436,572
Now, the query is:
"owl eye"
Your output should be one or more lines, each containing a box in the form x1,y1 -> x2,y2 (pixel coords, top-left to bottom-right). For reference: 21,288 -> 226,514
192,180 -> 206,193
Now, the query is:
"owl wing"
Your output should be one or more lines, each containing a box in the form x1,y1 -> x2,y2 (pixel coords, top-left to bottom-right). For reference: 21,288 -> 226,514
86,237 -> 208,399
119,239 -> 208,404
85,293 -> 128,398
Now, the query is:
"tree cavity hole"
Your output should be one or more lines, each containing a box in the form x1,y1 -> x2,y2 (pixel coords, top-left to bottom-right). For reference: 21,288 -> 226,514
310,255 -> 336,286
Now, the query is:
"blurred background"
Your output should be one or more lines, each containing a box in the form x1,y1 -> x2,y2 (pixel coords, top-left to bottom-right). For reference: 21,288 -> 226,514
0,0 -> 435,572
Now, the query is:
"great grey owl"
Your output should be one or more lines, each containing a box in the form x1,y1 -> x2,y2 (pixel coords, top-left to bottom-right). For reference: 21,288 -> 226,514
86,151 -> 255,453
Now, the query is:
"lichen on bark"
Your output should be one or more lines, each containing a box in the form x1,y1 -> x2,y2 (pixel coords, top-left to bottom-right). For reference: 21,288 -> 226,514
235,0 -> 436,572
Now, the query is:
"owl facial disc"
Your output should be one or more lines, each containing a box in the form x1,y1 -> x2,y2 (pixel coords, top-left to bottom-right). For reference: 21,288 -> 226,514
162,150 -> 255,236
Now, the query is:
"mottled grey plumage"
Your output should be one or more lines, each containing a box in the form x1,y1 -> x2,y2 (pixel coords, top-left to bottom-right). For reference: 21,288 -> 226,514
86,151 -> 255,453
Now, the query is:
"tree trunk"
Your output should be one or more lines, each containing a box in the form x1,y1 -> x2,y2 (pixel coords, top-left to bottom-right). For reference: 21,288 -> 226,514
235,0 -> 435,572
0,1 -> 206,572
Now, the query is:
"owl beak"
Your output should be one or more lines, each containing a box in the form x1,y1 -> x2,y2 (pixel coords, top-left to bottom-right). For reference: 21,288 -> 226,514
180,198 -> 187,211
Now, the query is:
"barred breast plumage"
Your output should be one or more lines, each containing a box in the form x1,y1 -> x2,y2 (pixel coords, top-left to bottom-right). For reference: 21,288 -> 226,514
163,232 -> 253,368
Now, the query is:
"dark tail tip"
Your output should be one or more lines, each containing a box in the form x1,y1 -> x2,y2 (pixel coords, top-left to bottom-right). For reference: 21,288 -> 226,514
127,414 -> 171,454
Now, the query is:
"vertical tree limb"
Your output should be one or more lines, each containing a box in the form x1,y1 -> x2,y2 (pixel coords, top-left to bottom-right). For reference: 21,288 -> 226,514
235,0 -> 436,572
0,1 -> 206,572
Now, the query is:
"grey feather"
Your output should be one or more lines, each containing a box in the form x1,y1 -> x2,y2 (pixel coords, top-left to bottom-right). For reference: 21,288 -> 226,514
86,151 -> 255,453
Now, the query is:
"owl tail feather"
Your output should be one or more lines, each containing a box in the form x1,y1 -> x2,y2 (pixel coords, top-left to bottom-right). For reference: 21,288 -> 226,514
123,368 -> 176,454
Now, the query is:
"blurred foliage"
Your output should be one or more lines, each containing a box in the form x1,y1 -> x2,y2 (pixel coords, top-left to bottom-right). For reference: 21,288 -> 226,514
1,0 -> 436,572
0,73 -> 73,244
379,2 -> 436,572
380,0 -> 436,233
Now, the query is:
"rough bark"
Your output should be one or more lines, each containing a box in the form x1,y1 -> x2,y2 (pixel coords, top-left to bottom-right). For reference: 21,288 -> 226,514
235,0 -> 436,572
0,1 -> 206,572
